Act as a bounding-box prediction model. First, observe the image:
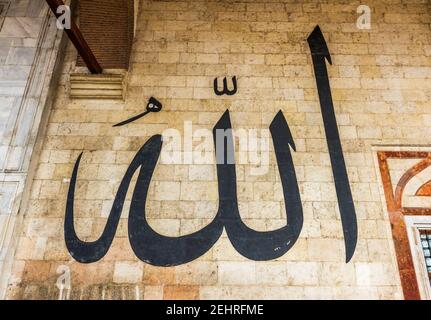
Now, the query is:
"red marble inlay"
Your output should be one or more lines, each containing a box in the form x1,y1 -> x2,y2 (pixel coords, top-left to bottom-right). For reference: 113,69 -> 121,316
416,180 -> 431,197
377,151 -> 431,300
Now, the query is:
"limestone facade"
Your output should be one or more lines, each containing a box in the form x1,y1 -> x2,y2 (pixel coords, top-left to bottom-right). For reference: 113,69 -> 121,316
3,0 -> 431,300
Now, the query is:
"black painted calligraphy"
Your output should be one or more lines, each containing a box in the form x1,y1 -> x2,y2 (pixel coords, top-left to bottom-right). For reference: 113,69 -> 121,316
214,76 -> 238,96
307,26 -> 358,263
113,97 -> 162,127
64,25 -> 358,266
65,110 -> 303,265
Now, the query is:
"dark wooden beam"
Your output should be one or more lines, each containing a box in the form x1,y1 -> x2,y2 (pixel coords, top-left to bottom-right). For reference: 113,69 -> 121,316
46,0 -> 103,74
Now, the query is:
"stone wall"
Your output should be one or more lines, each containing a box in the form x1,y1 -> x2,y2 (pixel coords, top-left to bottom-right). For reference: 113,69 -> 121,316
5,0 -> 431,299
0,0 -> 65,298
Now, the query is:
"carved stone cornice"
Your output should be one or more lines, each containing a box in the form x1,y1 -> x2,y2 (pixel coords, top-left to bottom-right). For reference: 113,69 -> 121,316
69,73 -> 125,100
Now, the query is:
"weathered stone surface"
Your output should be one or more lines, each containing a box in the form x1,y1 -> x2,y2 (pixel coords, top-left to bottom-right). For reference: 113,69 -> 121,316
0,0 -> 65,299
5,0 -> 431,300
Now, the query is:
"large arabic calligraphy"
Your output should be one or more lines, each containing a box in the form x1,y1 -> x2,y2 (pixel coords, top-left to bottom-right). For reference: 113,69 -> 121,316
64,26 -> 358,265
